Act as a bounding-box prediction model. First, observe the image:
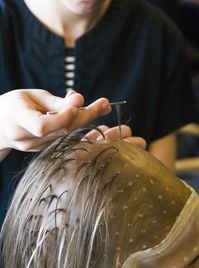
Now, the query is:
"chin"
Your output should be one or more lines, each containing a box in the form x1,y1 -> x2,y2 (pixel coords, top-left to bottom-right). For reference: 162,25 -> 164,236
63,0 -> 104,15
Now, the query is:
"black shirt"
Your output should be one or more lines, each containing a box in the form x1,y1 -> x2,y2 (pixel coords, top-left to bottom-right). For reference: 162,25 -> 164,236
0,0 -> 198,226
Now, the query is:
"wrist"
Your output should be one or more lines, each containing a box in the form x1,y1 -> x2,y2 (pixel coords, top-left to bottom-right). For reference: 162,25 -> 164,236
0,138 -> 11,161
0,148 -> 12,162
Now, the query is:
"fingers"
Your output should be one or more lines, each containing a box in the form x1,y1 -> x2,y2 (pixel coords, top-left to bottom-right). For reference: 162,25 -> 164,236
24,89 -> 84,111
84,125 -> 147,149
0,89 -> 113,154
66,98 -> 112,131
3,89 -> 85,139
15,105 -> 79,137
101,125 -> 146,149
124,137 -> 147,149
9,124 -> 146,152
84,125 -> 109,140
52,91 -> 84,110
1,88 -> 146,154
96,125 -> 132,140
16,97 -> 111,137
14,87 -> 112,137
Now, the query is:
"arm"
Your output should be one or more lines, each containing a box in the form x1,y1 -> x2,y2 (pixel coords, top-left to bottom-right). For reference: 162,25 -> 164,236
148,133 -> 176,172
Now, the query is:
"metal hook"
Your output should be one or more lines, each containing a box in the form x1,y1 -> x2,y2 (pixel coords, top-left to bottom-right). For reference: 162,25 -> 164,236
46,101 -> 127,140
109,101 -> 127,139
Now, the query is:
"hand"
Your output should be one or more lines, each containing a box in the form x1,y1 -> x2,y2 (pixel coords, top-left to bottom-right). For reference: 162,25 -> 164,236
84,125 -> 147,149
0,89 -> 111,153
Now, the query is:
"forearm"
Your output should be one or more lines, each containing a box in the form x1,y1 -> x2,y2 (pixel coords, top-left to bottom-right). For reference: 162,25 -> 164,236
149,133 -> 176,172
0,129 -> 11,161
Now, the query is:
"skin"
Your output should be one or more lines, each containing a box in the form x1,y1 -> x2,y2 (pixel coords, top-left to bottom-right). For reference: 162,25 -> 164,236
149,134 -> 176,172
0,89 -> 109,158
0,0 -> 176,170
24,0 -> 111,46
0,89 -> 146,161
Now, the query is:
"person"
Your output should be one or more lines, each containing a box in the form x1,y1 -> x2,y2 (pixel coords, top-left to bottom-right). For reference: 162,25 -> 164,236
147,0 -> 199,192
1,128 -> 199,267
0,0 -> 198,227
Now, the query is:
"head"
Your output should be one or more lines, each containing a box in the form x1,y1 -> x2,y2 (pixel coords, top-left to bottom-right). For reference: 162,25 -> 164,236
0,129 -> 191,268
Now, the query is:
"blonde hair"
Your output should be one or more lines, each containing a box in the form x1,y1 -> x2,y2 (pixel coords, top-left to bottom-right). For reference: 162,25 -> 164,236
0,129 -> 119,267
0,129 -> 190,268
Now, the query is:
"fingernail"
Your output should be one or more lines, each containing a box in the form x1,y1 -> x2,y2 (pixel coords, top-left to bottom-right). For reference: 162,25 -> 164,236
101,102 -> 111,115
97,135 -> 104,141
66,89 -> 76,96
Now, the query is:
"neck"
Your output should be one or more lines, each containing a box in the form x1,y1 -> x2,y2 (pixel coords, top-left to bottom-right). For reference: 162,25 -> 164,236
24,0 -> 111,47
